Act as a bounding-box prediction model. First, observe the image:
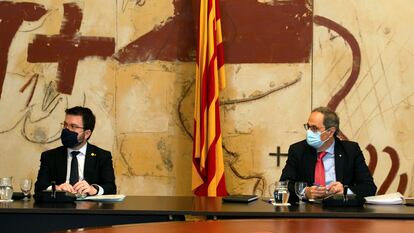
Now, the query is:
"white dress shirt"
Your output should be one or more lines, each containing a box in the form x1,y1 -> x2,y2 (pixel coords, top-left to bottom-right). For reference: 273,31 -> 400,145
66,144 -> 87,182
322,141 -> 336,186
65,144 -> 104,195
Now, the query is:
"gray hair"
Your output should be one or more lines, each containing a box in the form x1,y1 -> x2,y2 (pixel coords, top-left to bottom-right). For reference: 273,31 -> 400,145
312,106 -> 340,136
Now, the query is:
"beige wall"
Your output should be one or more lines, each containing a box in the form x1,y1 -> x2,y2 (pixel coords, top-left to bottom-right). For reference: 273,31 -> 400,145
0,0 -> 413,197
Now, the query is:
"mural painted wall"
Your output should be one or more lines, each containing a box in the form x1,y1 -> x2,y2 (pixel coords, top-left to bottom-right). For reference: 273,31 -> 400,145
0,0 -> 412,197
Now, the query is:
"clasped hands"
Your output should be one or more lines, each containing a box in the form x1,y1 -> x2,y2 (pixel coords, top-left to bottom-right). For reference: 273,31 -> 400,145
56,180 -> 97,196
305,181 -> 344,199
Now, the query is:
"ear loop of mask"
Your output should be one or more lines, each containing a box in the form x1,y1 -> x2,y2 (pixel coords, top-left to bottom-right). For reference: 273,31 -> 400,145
322,128 -> 334,142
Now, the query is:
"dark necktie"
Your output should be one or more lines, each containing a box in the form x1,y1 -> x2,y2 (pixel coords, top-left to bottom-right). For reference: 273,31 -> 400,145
314,151 -> 327,186
69,151 -> 80,185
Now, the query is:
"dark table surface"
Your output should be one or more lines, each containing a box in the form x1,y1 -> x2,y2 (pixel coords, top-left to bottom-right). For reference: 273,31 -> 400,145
58,219 -> 414,233
1,195 -> 414,219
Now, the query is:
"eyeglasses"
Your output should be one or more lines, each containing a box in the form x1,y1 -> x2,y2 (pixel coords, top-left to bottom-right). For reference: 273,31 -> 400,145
61,122 -> 84,131
303,123 -> 325,132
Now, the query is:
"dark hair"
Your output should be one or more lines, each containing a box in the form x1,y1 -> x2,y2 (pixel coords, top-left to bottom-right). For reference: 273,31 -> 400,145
312,106 -> 340,136
65,106 -> 96,134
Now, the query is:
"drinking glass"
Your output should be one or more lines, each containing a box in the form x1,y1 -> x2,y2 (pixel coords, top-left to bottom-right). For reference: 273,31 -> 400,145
20,179 -> 32,200
294,181 -> 307,204
0,177 -> 13,202
273,181 -> 290,204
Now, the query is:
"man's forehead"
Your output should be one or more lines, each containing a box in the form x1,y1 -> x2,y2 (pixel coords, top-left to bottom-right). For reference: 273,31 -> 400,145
65,114 -> 83,123
308,112 -> 324,125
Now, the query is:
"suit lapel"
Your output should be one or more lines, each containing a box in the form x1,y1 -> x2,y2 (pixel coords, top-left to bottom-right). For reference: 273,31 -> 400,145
304,145 -> 317,184
56,147 -> 68,183
334,138 -> 345,183
84,143 -> 96,180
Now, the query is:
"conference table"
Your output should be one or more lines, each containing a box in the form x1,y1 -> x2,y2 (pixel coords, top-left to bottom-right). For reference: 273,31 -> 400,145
59,219 -> 414,233
1,196 -> 414,233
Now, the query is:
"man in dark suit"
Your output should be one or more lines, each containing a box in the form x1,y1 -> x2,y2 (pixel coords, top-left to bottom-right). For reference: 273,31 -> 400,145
35,106 -> 116,195
280,107 -> 376,202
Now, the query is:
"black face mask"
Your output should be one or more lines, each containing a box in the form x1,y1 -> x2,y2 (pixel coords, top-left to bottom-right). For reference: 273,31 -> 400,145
60,128 -> 81,148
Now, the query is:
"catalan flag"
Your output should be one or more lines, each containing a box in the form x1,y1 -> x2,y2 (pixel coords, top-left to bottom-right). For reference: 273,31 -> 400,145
192,0 -> 227,196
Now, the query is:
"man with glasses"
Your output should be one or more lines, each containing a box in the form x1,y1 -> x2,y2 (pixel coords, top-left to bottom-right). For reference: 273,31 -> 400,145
35,106 -> 116,196
280,107 -> 376,202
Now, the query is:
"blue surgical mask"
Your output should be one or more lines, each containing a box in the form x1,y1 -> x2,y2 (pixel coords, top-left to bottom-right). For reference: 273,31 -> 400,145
306,129 -> 328,149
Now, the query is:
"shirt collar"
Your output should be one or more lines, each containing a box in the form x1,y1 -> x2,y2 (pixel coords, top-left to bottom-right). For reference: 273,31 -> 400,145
67,143 -> 88,156
325,140 -> 335,156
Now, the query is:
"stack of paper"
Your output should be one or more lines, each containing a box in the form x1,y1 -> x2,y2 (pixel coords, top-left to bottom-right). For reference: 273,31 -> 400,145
405,197 -> 414,205
77,194 -> 126,202
365,192 -> 404,205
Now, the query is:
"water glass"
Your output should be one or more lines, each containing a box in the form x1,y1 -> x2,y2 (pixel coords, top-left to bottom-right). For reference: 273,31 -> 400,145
294,181 -> 307,204
20,179 -> 32,200
0,177 -> 13,202
274,181 -> 290,204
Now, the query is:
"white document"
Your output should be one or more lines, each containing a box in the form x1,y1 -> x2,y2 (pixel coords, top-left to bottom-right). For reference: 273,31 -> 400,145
77,194 -> 126,202
364,192 -> 404,205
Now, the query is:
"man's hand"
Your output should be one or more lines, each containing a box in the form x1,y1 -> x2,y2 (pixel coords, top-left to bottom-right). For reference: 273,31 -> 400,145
305,185 -> 328,199
56,183 -> 75,193
73,180 -> 97,196
327,181 -> 344,195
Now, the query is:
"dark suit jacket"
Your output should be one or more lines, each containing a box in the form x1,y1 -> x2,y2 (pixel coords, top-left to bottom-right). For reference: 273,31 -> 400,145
280,137 -> 376,202
35,143 -> 116,194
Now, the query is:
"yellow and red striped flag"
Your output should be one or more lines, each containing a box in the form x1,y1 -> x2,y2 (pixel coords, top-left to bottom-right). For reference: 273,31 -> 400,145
192,0 -> 227,196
